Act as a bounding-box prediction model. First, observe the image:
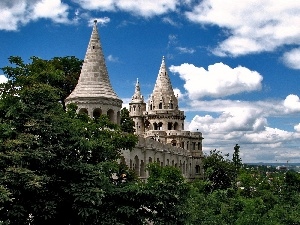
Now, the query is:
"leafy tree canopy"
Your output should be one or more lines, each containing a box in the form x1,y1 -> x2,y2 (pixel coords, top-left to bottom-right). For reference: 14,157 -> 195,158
0,56 -> 139,224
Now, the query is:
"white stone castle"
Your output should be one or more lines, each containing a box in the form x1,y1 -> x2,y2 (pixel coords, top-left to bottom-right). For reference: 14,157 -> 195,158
66,20 -> 204,180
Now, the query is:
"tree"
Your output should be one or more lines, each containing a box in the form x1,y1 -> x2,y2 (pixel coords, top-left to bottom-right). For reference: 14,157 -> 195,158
120,107 -> 135,134
1,56 -> 82,110
202,149 -> 235,192
0,56 -> 138,224
232,144 -> 242,189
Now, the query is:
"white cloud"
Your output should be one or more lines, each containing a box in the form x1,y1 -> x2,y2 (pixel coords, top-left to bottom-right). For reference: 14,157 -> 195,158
0,0 -> 70,30
162,17 -> 181,27
107,54 -> 119,62
294,123 -> 300,132
88,17 -> 111,27
170,62 -> 263,99
32,0 -> 69,23
0,75 -> 8,83
187,98 -> 300,163
173,88 -> 184,100
283,94 -> 300,113
176,47 -> 195,54
122,98 -> 132,110
73,0 -> 116,11
167,34 -> 178,48
282,48 -> 300,69
185,0 -> 300,58
74,0 -> 179,17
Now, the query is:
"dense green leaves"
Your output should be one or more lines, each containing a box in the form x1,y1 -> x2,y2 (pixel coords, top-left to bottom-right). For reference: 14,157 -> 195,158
120,107 -> 135,134
0,56 -> 139,224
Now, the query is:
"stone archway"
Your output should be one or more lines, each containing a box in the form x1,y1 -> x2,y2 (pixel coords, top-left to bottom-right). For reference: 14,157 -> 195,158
134,155 -> 139,176
93,108 -> 102,119
79,108 -> 88,115
107,109 -> 114,122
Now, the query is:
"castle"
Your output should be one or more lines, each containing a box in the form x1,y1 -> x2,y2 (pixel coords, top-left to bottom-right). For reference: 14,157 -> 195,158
65,20 -> 204,180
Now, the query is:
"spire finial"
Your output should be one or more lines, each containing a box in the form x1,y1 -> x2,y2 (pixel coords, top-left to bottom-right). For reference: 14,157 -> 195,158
94,19 -> 97,25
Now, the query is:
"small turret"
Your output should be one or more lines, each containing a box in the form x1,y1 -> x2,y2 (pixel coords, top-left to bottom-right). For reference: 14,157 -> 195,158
148,56 -> 178,111
145,57 -> 185,132
129,79 -> 146,135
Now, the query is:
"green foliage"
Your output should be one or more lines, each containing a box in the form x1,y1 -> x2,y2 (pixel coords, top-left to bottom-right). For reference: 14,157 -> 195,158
188,147 -> 300,225
1,56 -> 82,109
202,149 -> 236,192
120,107 -> 135,134
143,163 -> 190,225
0,56 -> 139,224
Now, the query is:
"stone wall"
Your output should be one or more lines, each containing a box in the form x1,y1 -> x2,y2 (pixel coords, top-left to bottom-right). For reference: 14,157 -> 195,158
120,136 -> 204,180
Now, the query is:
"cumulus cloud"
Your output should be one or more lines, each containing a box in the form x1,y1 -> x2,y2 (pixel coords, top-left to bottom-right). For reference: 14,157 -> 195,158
185,0 -> 300,58
0,0 -> 70,31
0,75 -> 8,83
187,98 -> 300,162
283,94 -> 300,113
282,48 -> 300,69
294,123 -> 300,132
173,88 -> 184,100
74,0 -> 178,17
170,62 -> 263,99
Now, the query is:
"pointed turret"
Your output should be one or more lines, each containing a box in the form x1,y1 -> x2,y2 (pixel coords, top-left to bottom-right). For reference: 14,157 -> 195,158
65,20 -> 122,124
66,20 -> 120,100
131,78 -> 144,103
148,56 -> 178,111
129,78 -> 146,135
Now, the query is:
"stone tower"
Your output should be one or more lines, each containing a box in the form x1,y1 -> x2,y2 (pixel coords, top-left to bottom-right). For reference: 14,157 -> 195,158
65,20 -> 122,124
129,79 -> 146,136
128,56 -> 204,179
145,56 -> 185,133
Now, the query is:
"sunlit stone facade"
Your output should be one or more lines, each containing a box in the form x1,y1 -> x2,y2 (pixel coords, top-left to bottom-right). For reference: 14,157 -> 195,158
66,21 -> 204,180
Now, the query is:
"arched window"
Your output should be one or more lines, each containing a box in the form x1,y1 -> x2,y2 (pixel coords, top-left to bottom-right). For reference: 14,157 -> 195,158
150,104 -> 153,110
174,122 -> 179,130
158,122 -> 163,130
159,103 -> 163,109
153,122 -> 158,130
195,165 -> 200,174
107,109 -> 114,122
93,108 -> 102,119
79,108 -> 88,115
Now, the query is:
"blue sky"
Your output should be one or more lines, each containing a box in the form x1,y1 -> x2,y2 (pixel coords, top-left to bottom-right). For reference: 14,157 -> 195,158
1,0 -> 300,163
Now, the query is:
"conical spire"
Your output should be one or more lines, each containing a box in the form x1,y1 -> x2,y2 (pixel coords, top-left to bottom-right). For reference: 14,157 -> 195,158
152,56 -> 175,96
66,20 -> 120,101
131,78 -> 144,103
149,56 -> 178,110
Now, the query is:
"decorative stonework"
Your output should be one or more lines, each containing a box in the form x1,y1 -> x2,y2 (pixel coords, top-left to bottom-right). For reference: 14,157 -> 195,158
65,20 -> 122,124
128,56 -> 204,179
65,22 -> 204,180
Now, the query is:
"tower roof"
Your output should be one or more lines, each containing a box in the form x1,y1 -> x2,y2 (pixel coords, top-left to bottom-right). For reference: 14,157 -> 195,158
152,56 -> 175,97
66,20 -> 120,101
131,78 -> 144,103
